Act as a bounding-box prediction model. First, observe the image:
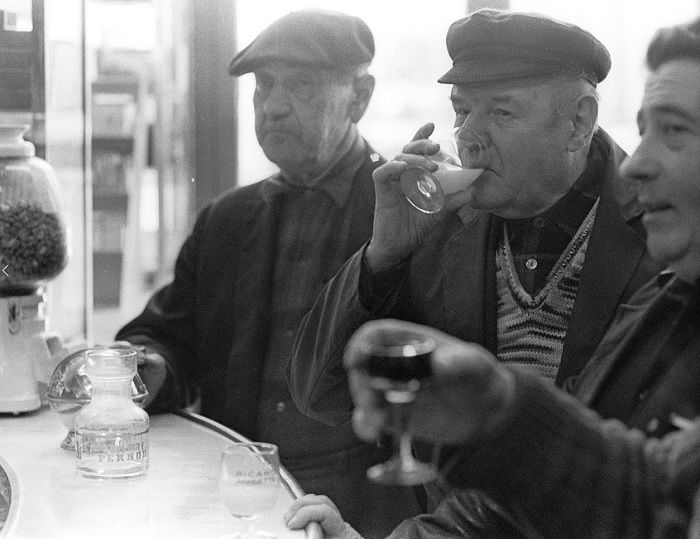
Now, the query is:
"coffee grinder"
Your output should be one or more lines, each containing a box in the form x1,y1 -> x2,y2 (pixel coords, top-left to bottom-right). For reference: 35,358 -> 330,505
0,125 -> 67,413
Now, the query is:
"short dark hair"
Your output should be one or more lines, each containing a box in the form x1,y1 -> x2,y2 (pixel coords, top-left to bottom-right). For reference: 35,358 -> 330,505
647,17 -> 700,70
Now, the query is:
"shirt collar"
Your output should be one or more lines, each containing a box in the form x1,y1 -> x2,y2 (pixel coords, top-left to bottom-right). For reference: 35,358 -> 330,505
656,268 -> 677,288
260,134 -> 366,207
657,270 -> 700,298
654,272 -> 700,321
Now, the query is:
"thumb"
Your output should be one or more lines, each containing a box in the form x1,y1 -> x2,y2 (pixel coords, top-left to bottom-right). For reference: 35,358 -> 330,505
371,160 -> 409,199
138,352 -> 168,406
430,341 -> 494,381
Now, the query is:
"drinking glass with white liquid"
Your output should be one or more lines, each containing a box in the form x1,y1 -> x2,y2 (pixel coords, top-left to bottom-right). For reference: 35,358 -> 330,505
219,442 -> 280,538
400,127 -> 486,214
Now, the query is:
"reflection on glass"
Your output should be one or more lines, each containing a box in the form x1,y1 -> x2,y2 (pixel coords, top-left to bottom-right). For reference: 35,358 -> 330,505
361,329 -> 439,486
219,442 -> 280,538
400,127 -> 486,214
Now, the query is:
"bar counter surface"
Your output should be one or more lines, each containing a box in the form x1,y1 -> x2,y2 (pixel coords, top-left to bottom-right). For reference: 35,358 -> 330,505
0,408 -> 319,538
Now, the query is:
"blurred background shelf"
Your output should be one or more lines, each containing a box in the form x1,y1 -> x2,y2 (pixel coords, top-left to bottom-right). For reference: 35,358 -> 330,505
90,74 -> 145,309
92,136 -> 134,154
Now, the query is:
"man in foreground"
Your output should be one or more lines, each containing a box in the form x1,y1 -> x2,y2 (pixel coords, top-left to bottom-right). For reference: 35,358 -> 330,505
115,9 -> 420,536
289,8 -> 659,429
287,16 -> 700,538
288,9 -> 660,525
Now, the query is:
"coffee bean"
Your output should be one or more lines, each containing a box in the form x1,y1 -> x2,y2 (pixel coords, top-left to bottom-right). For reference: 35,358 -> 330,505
0,202 -> 67,290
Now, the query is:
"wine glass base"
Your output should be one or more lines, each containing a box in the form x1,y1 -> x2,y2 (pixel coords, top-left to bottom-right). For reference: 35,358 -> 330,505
219,522 -> 277,539
367,458 -> 438,486
61,429 -> 77,451
400,167 -> 445,214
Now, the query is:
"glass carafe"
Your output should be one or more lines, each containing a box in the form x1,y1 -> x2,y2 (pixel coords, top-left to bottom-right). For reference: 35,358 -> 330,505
0,124 -> 68,296
75,348 -> 149,478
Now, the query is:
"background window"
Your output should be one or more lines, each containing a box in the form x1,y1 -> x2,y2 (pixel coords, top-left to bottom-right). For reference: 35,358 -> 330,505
236,0 -> 700,186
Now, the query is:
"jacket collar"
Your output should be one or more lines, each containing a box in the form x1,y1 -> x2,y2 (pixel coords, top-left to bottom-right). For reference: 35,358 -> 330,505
448,128 -> 652,381
595,127 -> 643,223
259,134 -> 366,207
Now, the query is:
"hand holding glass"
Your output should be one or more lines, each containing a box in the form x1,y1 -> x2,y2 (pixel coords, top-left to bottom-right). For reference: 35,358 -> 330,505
400,127 -> 486,214
219,442 -> 280,538
360,330 -> 438,486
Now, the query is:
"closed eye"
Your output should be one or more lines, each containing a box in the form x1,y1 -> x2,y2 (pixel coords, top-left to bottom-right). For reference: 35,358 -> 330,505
661,123 -> 689,135
493,108 -> 512,118
255,77 -> 273,93
453,107 -> 471,124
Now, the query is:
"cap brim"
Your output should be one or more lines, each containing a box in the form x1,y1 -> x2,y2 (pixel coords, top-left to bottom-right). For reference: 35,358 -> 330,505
438,56 -> 592,85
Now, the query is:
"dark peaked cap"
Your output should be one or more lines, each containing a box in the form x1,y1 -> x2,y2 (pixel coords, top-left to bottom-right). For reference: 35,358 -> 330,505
229,9 -> 374,76
439,9 -> 611,86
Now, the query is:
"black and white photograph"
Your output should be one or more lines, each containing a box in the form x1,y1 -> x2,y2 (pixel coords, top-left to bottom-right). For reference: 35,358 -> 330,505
1,1 -> 699,537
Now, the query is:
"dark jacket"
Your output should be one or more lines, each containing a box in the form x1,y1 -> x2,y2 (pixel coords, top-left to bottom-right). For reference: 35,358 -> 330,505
575,276 -> 700,436
388,274 -> 700,538
288,129 -> 661,428
116,140 -> 423,538
439,371 -> 700,539
117,142 -> 376,436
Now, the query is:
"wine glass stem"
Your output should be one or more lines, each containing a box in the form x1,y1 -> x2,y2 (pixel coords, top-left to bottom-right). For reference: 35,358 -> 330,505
398,432 -> 416,470
389,402 -> 416,469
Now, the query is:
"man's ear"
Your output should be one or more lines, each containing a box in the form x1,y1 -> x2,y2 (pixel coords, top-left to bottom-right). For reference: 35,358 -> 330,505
348,74 -> 375,123
567,94 -> 598,152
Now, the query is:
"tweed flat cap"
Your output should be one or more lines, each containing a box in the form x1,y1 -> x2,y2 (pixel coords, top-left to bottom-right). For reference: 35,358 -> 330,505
438,9 -> 611,86
229,9 -> 374,76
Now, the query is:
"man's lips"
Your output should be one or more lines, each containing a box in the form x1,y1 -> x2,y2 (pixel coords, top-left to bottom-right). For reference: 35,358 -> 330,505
467,166 -> 492,176
262,125 -> 296,136
639,198 -> 676,229
638,197 -> 673,213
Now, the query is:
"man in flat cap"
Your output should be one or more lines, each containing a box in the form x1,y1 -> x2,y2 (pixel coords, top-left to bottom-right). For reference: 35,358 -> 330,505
286,14 -> 700,539
288,5 -> 661,530
115,9 -> 420,537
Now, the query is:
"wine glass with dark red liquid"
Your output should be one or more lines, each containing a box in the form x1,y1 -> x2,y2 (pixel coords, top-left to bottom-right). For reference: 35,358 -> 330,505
361,329 -> 438,486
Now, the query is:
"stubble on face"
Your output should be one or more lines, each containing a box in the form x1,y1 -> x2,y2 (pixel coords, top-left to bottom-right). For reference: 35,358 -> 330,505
253,65 -> 356,185
631,60 -> 700,282
450,77 -> 583,218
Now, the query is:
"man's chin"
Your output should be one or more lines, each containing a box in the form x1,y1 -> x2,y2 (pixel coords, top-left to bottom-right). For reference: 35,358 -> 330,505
667,254 -> 700,284
649,234 -> 700,281
261,148 -> 304,170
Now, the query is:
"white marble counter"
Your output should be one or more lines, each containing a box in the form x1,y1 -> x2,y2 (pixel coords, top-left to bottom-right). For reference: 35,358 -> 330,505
0,409 -> 319,538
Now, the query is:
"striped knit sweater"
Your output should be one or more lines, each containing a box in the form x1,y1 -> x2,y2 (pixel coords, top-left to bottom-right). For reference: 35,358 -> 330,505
496,200 -> 599,382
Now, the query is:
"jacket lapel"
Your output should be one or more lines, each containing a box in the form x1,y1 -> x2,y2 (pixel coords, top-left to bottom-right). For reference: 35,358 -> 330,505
556,193 -> 648,385
629,335 -> 700,431
327,147 -> 377,278
573,294 -> 654,406
574,277 -> 692,413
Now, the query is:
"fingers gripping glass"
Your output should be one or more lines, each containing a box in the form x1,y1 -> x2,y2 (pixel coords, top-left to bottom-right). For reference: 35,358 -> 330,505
400,127 -> 486,214
219,443 -> 280,538
361,331 -> 438,486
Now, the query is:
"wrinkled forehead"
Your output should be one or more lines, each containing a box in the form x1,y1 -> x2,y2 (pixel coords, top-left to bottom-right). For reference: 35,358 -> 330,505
450,76 -> 561,104
254,62 -> 329,79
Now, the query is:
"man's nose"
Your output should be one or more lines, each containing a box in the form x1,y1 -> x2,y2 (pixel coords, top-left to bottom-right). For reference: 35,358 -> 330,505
456,126 -> 489,167
457,109 -> 490,132
456,113 -> 491,146
263,84 -> 291,117
619,144 -> 660,183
